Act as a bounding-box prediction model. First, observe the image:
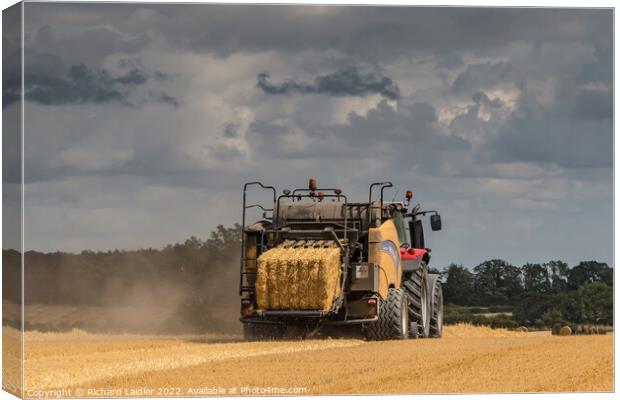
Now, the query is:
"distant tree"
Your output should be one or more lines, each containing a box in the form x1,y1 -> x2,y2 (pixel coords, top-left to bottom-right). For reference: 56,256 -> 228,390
473,259 -> 522,305
541,308 -> 563,326
545,260 -> 570,293
522,263 -> 549,293
512,292 -> 554,325
580,282 -> 613,324
441,264 -> 475,305
555,291 -> 584,324
568,261 -> 613,289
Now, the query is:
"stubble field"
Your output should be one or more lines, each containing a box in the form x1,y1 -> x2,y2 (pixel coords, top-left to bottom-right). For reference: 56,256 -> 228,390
5,324 -> 613,397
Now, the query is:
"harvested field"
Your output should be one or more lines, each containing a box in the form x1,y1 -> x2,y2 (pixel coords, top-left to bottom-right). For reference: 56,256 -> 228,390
11,324 -> 613,397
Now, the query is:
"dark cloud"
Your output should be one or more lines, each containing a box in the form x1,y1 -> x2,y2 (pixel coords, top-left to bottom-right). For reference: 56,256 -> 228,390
25,63 -> 129,105
257,67 -> 400,100
150,92 -> 180,108
223,122 -> 240,138
572,87 -> 612,120
30,25 -> 149,66
101,7 -> 612,61
115,69 -> 148,85
10,52 -> 179,107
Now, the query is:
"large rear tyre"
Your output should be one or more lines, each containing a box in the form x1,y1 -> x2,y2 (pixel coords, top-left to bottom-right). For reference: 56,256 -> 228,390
402,267 -> 430,338
365,288 -> 409,340
429,279 -> 444,338
243,322 -> 284,341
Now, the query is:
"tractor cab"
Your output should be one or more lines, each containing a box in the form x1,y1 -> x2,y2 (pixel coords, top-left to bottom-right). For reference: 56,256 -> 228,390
381,198 -> 442,267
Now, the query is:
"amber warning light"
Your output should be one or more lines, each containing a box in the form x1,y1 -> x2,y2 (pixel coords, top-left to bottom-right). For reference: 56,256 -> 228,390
309,178 -> 317,191
406,190 -> 413,201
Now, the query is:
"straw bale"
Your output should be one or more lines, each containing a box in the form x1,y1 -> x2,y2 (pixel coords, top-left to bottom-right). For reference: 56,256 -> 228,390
256,246 -> 342,311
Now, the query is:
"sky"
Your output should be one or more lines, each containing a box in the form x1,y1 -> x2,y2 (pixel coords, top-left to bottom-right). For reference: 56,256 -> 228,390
3,4 -> 613,268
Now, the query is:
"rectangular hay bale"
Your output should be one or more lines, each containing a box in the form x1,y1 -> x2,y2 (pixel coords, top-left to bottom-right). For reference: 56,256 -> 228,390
256,246 -> 342,311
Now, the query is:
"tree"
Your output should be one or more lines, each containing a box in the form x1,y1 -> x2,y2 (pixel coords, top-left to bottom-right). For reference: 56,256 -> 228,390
555,291 -> 583,324
512,292 -> 554,325
541,308 -> 563,326
545,260 -> 569,293
522,263 -> 549,293
579,282 -> 613,324
473,259 -> 522,305
568,261 -> 613,289
441,264 -> 475,305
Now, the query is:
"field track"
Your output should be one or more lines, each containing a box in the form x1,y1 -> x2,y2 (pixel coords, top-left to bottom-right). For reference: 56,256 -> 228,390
6,324 -> 613,396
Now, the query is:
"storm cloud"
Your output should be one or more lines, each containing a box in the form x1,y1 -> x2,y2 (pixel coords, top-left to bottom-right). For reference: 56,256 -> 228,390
11,55 -> 180,107
257,68 -> 401,100
12,4 -> 612,268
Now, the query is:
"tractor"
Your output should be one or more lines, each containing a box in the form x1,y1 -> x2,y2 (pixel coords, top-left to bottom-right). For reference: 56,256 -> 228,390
239,179 -> 443,340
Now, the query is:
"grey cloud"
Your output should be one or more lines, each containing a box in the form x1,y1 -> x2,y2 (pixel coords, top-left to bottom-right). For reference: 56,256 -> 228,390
488,117 -> 612,169
447,91 -> 505,146
116,69 -> 148,85
25,63 -> 130,105
17,4 -> 613,267
3,5 -> 22,109
32,6 -> 611,62
14,52 -> 179,107
257,68 -> 400,100
472,91 -> 503,108
250,99 -> 468,167
31,25 -> 149,66
452,61 -> 512,94
249,120 -> 289,136
577,45 -> 612,85
572,87 -> 612,120
150,92 -> 181,108
477,43 -> 612,169
435,52 -> 464,69
149,7 -> 609,59
223,122 -> 240,138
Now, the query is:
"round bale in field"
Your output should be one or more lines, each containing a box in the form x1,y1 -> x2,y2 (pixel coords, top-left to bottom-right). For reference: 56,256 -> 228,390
517,326 -> 528,332
559,326 -> 572,336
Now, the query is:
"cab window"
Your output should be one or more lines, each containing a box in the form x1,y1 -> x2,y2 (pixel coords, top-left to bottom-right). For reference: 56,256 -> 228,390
391,212 -> 408,245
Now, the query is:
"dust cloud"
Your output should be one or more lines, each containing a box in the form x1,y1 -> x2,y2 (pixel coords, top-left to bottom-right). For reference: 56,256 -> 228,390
5,247 -> 243,335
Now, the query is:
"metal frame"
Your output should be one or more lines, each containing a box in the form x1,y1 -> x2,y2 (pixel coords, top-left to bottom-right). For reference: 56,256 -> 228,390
368,181 -> 393,227
410,209 -> 439,218
239,182 -> 276,295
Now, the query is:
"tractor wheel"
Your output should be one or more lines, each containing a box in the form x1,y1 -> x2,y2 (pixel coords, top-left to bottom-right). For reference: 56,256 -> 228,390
429,279 -> 444,338
402,267 -> 430,338
365,288 -> 409,340
242,322 -> 284,341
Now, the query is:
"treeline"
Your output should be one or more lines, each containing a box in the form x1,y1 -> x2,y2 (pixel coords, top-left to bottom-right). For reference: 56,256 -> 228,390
3,224 -> 612,331
4,225 -> 242,307
441,260 -> 613,328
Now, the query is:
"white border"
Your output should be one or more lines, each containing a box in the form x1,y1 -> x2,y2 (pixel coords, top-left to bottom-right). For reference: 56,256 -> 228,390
0,2 -> 616,400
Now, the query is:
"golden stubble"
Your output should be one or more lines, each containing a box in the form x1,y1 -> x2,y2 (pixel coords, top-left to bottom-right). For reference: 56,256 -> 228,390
18,324 -> 613,395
